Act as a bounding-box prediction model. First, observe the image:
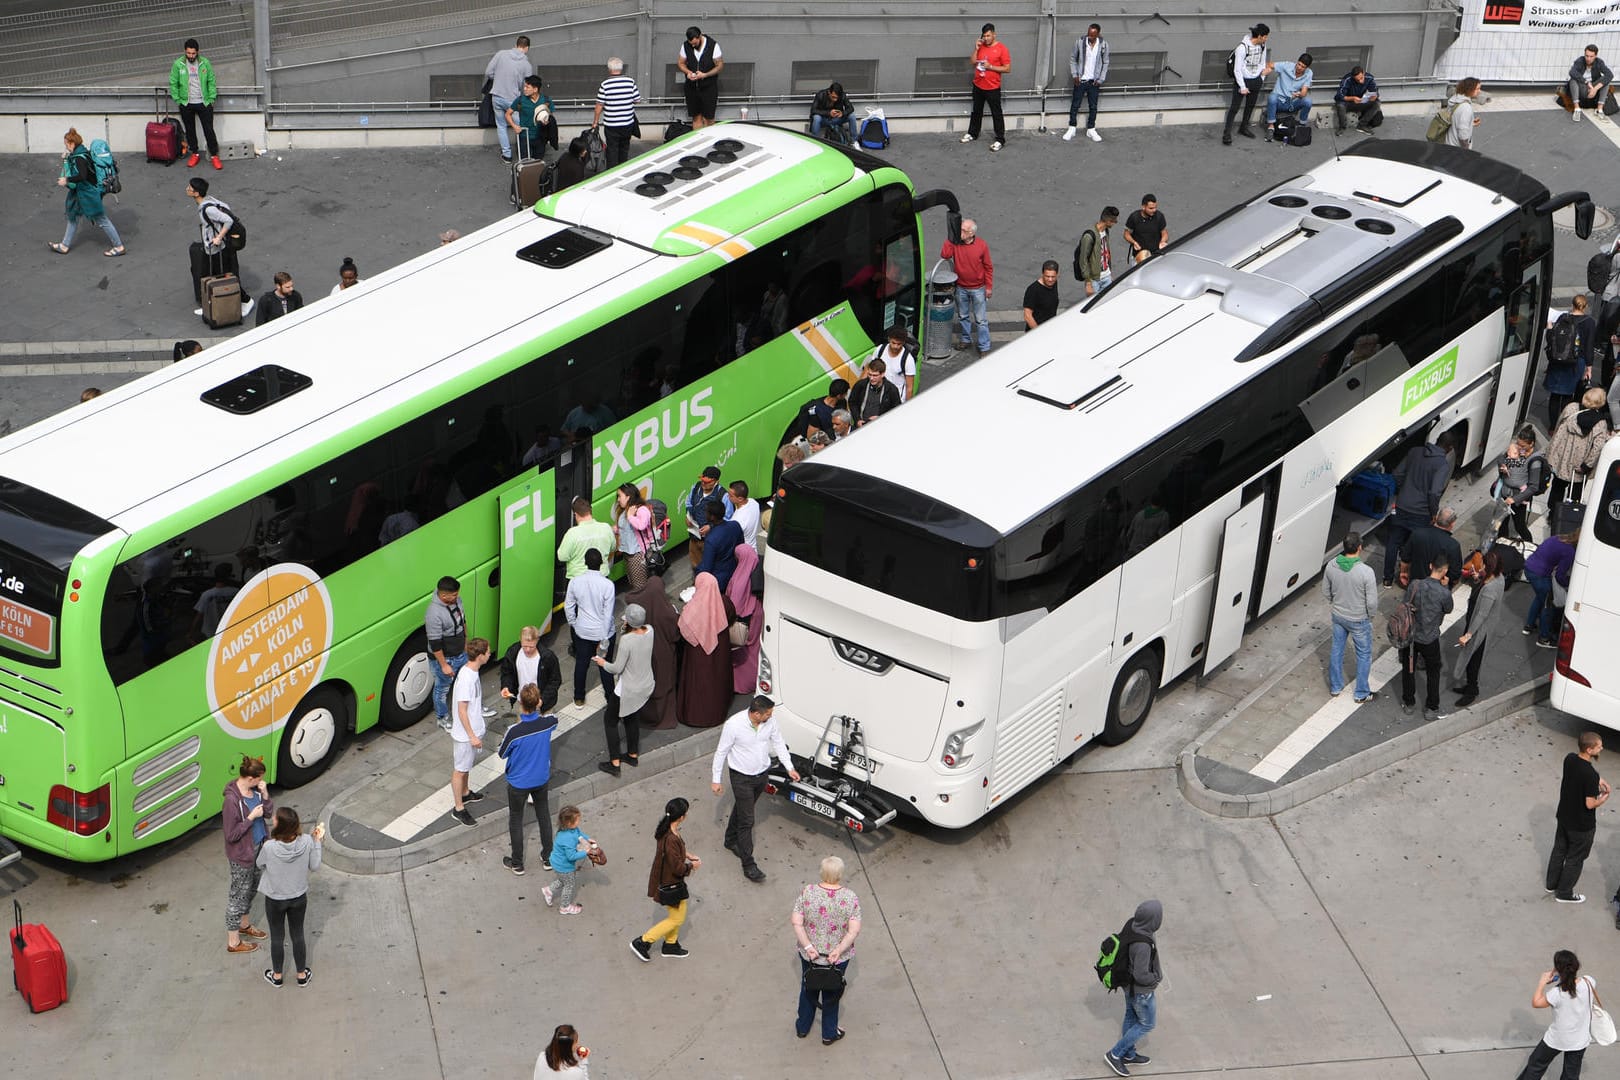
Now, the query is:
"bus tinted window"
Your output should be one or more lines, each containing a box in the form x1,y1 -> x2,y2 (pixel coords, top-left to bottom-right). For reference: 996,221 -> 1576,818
0,479 -> 113,664
1595,459 -> 1620,550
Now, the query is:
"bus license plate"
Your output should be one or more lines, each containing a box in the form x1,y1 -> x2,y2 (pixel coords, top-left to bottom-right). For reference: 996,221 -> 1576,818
789,791 -> 837,819
827,743 -> 877,773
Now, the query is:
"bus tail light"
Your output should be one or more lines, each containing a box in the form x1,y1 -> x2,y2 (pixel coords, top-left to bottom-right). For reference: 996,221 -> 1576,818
941,720 -> 984,768
1556,620 -> 1590,687
757,652 -> 773,695
47,782 -> 111,836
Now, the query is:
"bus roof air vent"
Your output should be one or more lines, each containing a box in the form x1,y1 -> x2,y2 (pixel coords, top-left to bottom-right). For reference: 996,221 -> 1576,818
200,365 -> 312,415
517,227 -> 613,269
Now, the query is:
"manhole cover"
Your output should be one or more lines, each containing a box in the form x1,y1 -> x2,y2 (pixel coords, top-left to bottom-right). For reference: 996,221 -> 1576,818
1553,203 -> 1614,232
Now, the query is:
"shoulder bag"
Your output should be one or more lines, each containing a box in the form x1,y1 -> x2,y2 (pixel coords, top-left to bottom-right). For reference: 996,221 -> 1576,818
728,615 -> 749,647
1590,976 -> 1617,1045
657,880 -> 689,905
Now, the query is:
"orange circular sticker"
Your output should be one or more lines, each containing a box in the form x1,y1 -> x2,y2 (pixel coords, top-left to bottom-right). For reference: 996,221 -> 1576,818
205,564 -> 334,740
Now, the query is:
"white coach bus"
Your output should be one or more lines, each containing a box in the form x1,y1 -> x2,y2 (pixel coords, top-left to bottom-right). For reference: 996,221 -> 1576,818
1550,434 -> 1620,722
756,140 -> 1593,830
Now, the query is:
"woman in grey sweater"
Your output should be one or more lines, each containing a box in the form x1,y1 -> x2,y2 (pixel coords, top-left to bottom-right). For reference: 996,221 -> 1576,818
256,807 -> 324,987
1452,549 -> 1504,709
594,603 -> 654,776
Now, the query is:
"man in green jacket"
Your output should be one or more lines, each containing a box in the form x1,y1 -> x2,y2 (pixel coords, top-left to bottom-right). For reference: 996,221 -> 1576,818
169,38 -> 220,170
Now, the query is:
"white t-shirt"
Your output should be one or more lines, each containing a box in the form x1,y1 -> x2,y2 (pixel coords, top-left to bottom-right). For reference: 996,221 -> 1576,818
732,498 -> 761,549
866,343 -> 917,401
1544,978 -> 1594,1052
450,664 -> 486,742
514,649 -> 541,691
676,38 -> 722,64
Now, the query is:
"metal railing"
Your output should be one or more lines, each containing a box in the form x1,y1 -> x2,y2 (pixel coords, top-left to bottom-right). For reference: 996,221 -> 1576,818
0,0 -> 251,86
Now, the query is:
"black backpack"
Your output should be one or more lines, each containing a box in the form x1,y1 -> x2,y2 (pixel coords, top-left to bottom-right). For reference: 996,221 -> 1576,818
1072,229 -> 1098,282
1544,313 -> 1576,366
1588,249 -> 1615,294
1094,927 -> 1153,992
1527,452 -> 1551,497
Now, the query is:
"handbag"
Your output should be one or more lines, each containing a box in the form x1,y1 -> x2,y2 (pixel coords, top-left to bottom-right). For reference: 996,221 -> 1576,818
1589,977 -> 1617,1045
643,543 -> 668,578
803,960 -> 845,992
657,879 -> 689,905
728,617 -> 749,647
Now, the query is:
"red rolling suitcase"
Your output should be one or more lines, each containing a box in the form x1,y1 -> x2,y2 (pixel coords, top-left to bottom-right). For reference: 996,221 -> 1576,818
11,900 -> 67,1013
147,88 -> 183,165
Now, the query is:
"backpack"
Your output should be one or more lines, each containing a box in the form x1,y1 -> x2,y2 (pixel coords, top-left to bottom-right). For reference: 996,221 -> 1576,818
858,114 -> 890,150
1527,452 -> 1551,497
1544,313 -> 1576,366
208,199 -> 248,252
1588,249 -> 1615,295
88,138 -> 120,195
1425,103 -> 1456,143
1288,122 -> 1313,148
1072,228 -> 1098,282
1094,928 -> 1152,992
646,498 -> 672,544
1386,586 -> 1416,649
1225,42 -> 1265,82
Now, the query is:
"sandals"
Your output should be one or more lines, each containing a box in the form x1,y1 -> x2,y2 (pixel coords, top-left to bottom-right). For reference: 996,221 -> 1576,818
226,941 -> 258,954
104,246 -> 125,257
47,242 -> 68,254
240,925 -> 268,939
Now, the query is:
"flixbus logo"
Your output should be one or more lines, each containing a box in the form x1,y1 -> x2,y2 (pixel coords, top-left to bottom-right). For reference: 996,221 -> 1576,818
1400,347 -> 1458,414
594,386 -> 715,489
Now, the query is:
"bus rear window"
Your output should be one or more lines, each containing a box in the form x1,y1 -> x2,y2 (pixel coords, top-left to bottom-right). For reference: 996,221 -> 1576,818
768,480 -> 994,622
0,478 -> 114,664
1595,459 -> 1620,550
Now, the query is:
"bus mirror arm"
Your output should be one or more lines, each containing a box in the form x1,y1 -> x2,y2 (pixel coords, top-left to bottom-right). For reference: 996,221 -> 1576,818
1533,192 -> 1595,240
914,189 -> 962,245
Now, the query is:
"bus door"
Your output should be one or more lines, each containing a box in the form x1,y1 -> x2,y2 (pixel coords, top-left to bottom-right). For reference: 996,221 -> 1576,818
497,469 -> 558,646
1486,261 -> 1542,457
1204,475 -> 1271,674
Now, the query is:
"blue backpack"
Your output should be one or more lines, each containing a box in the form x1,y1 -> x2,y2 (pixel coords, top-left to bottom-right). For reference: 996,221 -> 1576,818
857,114 -> 890,150
88,138 -> 120,196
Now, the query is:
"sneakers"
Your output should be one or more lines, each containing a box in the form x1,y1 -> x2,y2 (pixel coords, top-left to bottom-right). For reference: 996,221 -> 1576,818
264,969 -> 283,988
1353,692 -> 1378,704
1556,893 -> 1587,903
541,885 -> 554,906
661,942 -> 690,958
462,789 -> 486,803
240,298 -> 254,316
559,904 -> 583,915
1222,132 -> 1233,145
503,856 -> 524,876
210,155 -> 223,170
1062,126 -> 1077,141
187,153 -> 201,168
1426,708 -> 1450,722
541,860 -> 553,872
1265,127 -> 1275,142
1574,109 -> 1583,122
1455,693 -> 1478,709
451,808 -> 476,827
989,140 -> 1003,152
744,865 -> 767,883
960,133 -> 975,143
1087,128 -> 1102,142
437,717 -> 453,732
630,936 -> 653,962
1104,1050 -> 1131,1076
572,698 -> 587,708
1401,702 -> 1415,715
481,706 -> 497,718
1238,126 -> 1257,139
296,968 -> 312,987
598,761 -> 621,777
1536,638 -> 1556,649
1124,1053 -> 1151,1065
1523,625 -> 1534,635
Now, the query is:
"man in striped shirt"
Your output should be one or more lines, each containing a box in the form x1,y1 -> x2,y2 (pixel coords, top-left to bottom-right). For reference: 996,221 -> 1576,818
593,58 -> 641,168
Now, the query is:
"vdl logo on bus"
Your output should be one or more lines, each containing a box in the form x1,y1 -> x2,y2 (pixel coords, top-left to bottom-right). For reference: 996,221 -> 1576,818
1400,347 -> 1458,415
832,638 -> 893,674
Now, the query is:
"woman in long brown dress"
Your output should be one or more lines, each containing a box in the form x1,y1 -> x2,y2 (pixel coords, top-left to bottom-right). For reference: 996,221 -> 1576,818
624,574 -> 681,729
677,572 -> 735,728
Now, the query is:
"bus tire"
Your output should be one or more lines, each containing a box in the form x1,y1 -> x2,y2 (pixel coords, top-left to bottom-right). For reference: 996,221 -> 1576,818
379,634 -> 435,731
276,686 -> 348,787
1100,649 -> 1160,746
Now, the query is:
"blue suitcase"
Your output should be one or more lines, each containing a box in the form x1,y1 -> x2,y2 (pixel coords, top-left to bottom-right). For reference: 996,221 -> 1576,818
1345,470 -> 1398,517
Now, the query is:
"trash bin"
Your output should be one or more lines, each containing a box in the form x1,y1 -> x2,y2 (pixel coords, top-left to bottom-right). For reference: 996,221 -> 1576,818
927,260 -> 958,360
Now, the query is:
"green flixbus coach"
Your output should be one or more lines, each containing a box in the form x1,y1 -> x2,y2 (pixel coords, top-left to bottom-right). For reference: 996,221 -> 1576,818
0,125 -> 954,861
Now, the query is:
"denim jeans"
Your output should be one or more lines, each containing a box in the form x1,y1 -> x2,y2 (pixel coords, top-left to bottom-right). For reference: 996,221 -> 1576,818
956,285 -> 990,352
433,651 -> 467,721
1267,94 -> 1311,125
1110,989 -> 1156,1059
1524,571 -> 1556,640
1068,81 -> 1101,128
492,96 -> 513,156
63,212 -> 122,249
797,956 -> 850,1040
1329,614 -> 1374,699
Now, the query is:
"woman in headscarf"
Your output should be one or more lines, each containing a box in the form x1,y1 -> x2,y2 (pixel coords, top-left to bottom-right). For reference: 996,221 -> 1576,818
677,572 -> 735,728
624,574 -> 682,729
728,544 -> 762,695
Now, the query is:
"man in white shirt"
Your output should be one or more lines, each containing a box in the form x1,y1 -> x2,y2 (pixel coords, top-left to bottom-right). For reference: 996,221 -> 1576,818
864,324 -> 919,401
1063,23 -> 1110,142
1221,23 -> 1274,145
449,638 -> 493,827
711,696 -> 800,882
565,549 -> 617,707
729,480 -> 761,550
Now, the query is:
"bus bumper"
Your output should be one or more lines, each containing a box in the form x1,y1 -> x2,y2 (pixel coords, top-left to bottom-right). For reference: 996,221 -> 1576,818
765,769 -> 898,833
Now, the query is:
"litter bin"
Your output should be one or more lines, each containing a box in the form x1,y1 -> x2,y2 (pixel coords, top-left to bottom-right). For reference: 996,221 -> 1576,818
926,260 -> 958,360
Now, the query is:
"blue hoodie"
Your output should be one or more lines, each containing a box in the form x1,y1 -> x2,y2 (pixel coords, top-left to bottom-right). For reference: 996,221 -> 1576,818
498,710 -> 557,789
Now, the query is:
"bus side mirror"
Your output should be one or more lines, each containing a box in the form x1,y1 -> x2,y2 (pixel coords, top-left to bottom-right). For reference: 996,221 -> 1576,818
1576,199 -> 1596,240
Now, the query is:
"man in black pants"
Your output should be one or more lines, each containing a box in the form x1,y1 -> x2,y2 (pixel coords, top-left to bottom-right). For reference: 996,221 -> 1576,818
1222,23 -> 1273,145
711,696 -> 799,883
1398,555 -> 1453,723
1545,731 -> 1609,904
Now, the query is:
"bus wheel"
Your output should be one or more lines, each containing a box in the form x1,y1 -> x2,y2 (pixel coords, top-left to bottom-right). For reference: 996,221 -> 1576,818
1100,649 -> 1160,746
277,687 -> 348,787
379,634 -> 435,731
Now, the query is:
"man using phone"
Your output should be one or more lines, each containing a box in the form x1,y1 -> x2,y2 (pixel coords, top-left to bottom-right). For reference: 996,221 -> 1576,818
962,23 -> 1011,152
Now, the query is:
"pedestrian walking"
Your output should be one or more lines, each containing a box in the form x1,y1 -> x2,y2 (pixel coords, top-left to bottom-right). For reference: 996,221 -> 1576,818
1512,950 -> 1596,1079
49,128 -> 124,257
329,256 -> 363,296
941,219 -> 994,356
169,38 -> 221,169
1489,426 -> 1544,548
1022,261 -> 1061,329
792,855 -> 863,1044
594,603 -> 653,775
255,271 -> 303,327
448,637 -> 493,828
499,625 -> 562,714
592,58 -> 640,167
1546,731 -> 1610,904
222,754 -> 272,955
1073,207 -> 1119,298
729,544 -> 763,695
1444,77 -> 1483,150
612,481 -> 654,589
535,1023 -> 592,1079
1103,899 -> 1163,1076
1398,556 -> 1454,722
677,26 -> 723,130
1323,531 -> 1378,703
962,23 -> 1010,151
677,572 -> 737,729
499,683 -> 558,876
565,548 -> 616,706
544,805 -> 597,915
630,796 -> 700,961
1451,548 -> 1503,709
185,177 -> 248,315
484,35 -> 534,162
624,572 -> 681,729
1063,23 -> 1109,142
1221,24 -> 1274,145
426,575 -> 469,733
255,807 -> 324,988
711,695 -> 800,883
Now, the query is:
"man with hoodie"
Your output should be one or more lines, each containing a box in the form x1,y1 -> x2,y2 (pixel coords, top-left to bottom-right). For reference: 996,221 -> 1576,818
1383,433 -> 1453,587
498,683 -> 558,876
1399,555 -> 1454,722
1104,899 -> 1162,1076
1323,532 -> 1378,703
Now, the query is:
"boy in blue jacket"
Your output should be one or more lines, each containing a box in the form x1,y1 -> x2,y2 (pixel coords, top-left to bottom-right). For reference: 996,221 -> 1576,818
498,684 -> 558,876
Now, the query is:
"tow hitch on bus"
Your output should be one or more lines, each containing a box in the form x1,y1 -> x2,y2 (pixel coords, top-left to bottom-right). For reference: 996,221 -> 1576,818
767,714 -> 897,833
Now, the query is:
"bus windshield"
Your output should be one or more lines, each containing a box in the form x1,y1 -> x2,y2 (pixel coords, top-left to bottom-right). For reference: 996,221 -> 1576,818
770,466 -> 995,621
0,477 -> 113,663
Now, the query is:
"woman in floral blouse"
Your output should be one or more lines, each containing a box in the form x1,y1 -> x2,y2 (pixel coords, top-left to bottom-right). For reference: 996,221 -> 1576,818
791,855 -> 863,1044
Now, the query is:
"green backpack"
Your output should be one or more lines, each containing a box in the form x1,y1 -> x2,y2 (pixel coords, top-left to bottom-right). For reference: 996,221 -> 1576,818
1094,932 -> 1131,991
1425,103 -> 1456,143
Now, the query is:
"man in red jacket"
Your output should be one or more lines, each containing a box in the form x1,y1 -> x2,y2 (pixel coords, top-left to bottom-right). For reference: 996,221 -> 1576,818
943,219 -> 994,356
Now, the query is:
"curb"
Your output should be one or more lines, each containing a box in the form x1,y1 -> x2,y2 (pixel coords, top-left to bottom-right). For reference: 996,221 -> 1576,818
1176,677 -> 1549,818
318,727 -> 724,875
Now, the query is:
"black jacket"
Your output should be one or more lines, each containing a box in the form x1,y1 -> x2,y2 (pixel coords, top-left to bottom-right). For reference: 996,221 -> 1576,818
811,88 -> 853,120
1401,525 -> 1463,589
255,289 -> 304,327
1569,56 -> 1615,93
499,643 -> 562,712
847,376 -> 901,424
